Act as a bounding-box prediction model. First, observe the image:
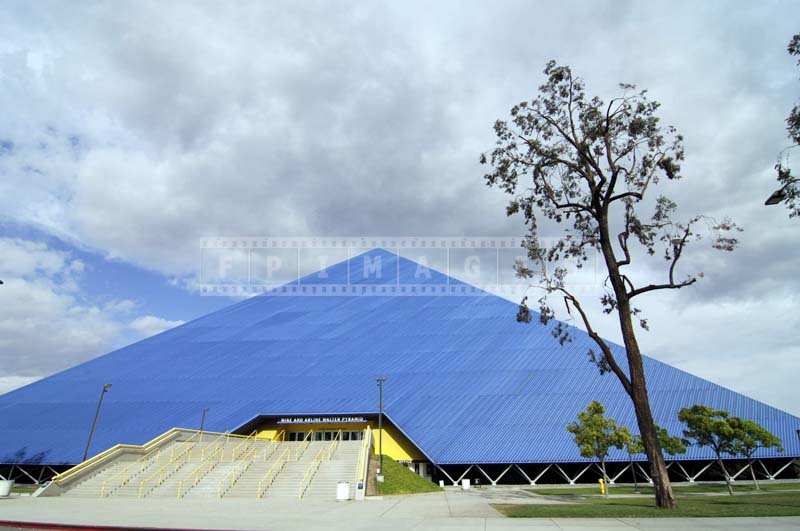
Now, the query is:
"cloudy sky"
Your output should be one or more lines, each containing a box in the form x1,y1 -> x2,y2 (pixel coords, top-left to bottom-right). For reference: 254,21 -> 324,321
1,1 -> 798,414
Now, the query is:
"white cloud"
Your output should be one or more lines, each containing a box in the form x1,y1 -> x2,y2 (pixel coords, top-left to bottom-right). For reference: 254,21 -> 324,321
129,315 -> 185,338
0,1 -> 798,413
0,238 -> 125,377
0,376 -> 40,395
0,237 -> 186,391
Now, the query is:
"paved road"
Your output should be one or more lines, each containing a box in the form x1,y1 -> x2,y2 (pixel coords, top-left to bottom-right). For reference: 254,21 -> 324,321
1,491 -> 799,530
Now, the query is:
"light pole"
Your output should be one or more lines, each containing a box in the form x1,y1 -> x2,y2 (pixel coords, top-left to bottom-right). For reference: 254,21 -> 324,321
376,376 -> 387,478
82,383 -> 111,462
200,407 -> 209,433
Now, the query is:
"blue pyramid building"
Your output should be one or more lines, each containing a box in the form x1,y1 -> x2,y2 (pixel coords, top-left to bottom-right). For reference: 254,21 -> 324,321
1,249 -> 798,484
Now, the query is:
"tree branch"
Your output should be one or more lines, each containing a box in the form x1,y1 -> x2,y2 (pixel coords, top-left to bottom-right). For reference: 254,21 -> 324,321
557,287 -> 632,395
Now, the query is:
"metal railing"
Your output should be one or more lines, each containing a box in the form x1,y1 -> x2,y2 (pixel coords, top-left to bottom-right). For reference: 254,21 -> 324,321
55,427 -> 185,487
256,447 -> 291,498
99,430 -> 201,497
294,430 -> 313,461
217,443 -> 258,498
100,446 -> 167,497
297,431 -> 341,498
137,431 -> 203,498
201,431 -> 229,461
354,426 -> 372,486
260,440 -> 278,462
227,431 -> 257,461
175,444 -> 223,499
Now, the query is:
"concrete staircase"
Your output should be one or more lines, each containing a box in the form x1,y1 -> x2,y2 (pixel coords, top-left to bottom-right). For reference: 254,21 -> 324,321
224,444 -> 286,498
264,441 -> 327,497
182,461 -> 238,499
61,439 -> 186,498
304,440 -> 362,499
53,431 -> 368,501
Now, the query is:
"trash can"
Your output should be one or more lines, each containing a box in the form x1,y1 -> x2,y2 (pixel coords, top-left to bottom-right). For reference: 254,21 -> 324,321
336,481 -> 350,501
0,480 -> 14,497
461,479 -> 470,490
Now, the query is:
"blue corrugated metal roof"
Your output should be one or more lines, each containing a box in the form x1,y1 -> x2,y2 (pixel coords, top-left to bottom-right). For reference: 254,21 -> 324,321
0,248 -> 798,465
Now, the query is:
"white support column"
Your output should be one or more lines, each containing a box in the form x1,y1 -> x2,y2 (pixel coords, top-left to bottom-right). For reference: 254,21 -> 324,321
730,461 -> 752,481
759,459 -> 774,480
610,463 -> 631,484
14,465 -> 37,484
675,462 -> 693,482
514,464 -> 534,485
689,461 -> 714,482
489,465 -> 513,486
455,465 -> 474,485
569,464 -> 592,485
474,465 -> 494,486
554,464 -> 573,483
435,465 -> 457,486
766,458 -> 798,480
635,463 -> 653,484
530,464 -> 552,485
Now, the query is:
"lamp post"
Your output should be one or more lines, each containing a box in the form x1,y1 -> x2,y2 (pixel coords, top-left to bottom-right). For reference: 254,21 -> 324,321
376,376 -> 387,479
82,383 -> 111,462
200,407 -> 209,433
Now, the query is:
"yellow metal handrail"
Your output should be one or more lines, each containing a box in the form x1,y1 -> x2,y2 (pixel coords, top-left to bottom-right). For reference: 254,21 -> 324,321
170,429 -> 203,460
217,443 -> 258,498
354,426 -> 372,485
261,440 -> 278,462
55,427 -> 186,486
298,431 -> 341,498
175,444 -> 223,499
294,430 -> 313,461
99,432 -> 186,497
138,431 -> 201,498
201,431 -> 229,461
256,448 -> 290,498
228,431 -> 257,461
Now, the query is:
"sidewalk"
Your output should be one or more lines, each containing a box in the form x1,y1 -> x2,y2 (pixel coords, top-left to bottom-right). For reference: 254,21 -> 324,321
1,492 -> 799,530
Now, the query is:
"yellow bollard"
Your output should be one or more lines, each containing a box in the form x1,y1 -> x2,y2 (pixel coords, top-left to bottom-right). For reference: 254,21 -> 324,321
598,478 -> 606,495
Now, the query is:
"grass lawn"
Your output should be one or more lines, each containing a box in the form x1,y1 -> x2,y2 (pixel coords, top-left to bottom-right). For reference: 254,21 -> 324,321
10,484 -> 39,494
377,456 -> 442,495
529,482 -> 800,496
496,491 -> 800,518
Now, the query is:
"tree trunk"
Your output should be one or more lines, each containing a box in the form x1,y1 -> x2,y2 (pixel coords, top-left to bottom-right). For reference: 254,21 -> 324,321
629,379 -> 676,508
749,461 -> 760,491
601,459 -> 609,498
718,459 -> 734,495
630,452 -> 638,491
598,214 -> 677,509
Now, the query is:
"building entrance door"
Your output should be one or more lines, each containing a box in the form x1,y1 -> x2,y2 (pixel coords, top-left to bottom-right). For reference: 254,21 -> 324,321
311,430 -> 363,441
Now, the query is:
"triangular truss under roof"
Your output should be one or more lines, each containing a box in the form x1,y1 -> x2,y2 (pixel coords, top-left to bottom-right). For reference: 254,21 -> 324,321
0,248 -> 798,465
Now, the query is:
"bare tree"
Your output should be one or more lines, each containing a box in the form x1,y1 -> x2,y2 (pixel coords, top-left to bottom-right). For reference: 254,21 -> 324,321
481,61 -> 740,509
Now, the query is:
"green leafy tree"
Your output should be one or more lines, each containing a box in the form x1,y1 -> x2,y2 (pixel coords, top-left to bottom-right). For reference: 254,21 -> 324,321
678,405 -> 738,495
627,426 -> 686,491
657,426 -> 688,457
567,401 -> 631,497
482,61 -> 740,508
729,417 -> 783,490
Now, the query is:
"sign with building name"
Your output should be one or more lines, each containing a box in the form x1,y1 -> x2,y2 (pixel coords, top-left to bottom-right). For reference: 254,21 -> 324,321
277,416 -> 366,425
